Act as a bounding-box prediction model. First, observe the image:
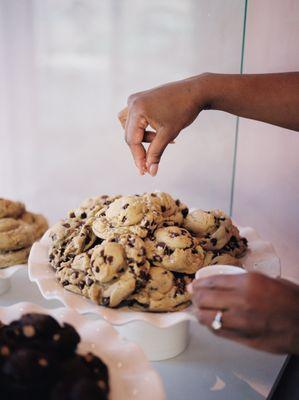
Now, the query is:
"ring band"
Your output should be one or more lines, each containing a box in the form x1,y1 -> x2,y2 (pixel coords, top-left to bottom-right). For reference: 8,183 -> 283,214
211,310 -> 223,330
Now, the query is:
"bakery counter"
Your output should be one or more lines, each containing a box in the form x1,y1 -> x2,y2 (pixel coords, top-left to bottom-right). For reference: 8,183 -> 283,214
0,268 -> 285,400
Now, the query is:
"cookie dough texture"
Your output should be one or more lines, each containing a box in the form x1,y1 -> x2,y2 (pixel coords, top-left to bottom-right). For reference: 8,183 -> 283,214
0,199 -> 48,268
145,226 -> 205,274
129,267 -> 192,312
0,198 -> 25,218
49,193 -> 248,312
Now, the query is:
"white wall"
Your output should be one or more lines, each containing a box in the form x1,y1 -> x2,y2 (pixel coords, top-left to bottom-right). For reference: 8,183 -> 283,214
233,0 -> 299,279
0,0 -> 245,224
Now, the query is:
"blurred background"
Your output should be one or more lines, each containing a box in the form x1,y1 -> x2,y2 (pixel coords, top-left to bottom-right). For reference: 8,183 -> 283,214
0,0 -> 298,280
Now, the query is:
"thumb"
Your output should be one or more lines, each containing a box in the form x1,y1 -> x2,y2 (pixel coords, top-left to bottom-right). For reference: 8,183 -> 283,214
146,128 -> 171,176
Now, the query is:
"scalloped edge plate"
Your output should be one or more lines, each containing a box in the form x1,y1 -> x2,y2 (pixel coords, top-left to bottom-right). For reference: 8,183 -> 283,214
0,302 -> 165,400
28,226 -> 280,328
0,263 -> 25,279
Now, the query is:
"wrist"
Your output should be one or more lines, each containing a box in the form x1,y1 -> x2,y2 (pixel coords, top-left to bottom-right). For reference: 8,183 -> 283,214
189,73 -> 218,110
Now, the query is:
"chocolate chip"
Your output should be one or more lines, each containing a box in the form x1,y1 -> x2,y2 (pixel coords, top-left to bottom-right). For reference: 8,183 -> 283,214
153,255 -> 162,262
100,250 -> 105,257
123,203 -> 129,209
122,216 -> 127,223
170,232 -> 180,238
182,208 -> 189,218
175,199 -> 180,206
242,237 -> 248,246
102,297 -> 110,306
200,240 -> 207,246
62,280 -> 69,286
161,205 -> 166,212
211,238 -> 217,246
62,223 -> 71,228
69,212 -> 75,218
151,193 -> 157,197
107,255 -> 113,264
156,242 -> 166,248
164,247 -> 174,256
80,212 -> 87,219
95,267 -> 100,273
127,257 -> 135,264
86,277 -> 94,286
78,281 -> 85,290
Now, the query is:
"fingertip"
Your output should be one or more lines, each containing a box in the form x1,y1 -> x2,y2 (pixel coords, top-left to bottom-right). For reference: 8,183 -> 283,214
148,163 -> 159,177
187,283 -> 193,294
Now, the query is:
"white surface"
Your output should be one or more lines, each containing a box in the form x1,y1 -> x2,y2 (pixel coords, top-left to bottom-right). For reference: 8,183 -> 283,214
233,0 -> 299,282
0,302 -> 165,400
0,268 -> 286,400
0,264 -> 25,294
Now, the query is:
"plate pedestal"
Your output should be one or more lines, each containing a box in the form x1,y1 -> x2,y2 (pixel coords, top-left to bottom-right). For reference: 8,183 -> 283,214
116,320 -> 190,361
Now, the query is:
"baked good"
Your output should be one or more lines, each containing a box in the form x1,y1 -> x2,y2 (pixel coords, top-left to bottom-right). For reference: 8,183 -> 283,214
0,247 -> 31,268
185,209 -> 238,250
145,226 -> 205,274
0,199 -> 25,219
92,195 -> 160,239
0,313 -> 109,400
68,195 -> 120,219
0,218 -> 35,251
50,192 -> 248,312
128,267 -> 192,312
0,199 -> 48,268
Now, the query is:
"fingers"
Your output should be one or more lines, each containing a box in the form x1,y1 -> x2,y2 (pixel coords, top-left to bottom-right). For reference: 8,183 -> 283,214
146,128 -> 172,176
195,308 -> 260,337
118,107 -> 128,130
192,288 -> 240,310
124,111 -> 148,175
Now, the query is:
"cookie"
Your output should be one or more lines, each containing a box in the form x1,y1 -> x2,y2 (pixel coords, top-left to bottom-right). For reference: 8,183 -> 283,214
203,252 -> 242,267
20,212 -> 48,241
49,219 -> 97,270
101,270 -> 136,308
144,192 -> 189,227
92,195 -> 159,239
106,232 -> 147,266
0,218 -> 35,251
145,226 -> 204,274
56,265 -> 102,303
186,209 -> 235,251
1,313 -> 80,358
0,247 -> 31,268
0,198 -> 25,219
68,195 -> 120,219
90,242 -> 127,283
129,267 -> 192,312
184,209 -> 216,235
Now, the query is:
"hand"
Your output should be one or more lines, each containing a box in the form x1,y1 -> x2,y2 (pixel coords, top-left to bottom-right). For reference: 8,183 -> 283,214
118,74 -> 210,176
190,272 -> 299,354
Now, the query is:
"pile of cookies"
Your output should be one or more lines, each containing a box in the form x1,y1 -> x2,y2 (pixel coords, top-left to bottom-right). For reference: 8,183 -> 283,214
49,192 -> 248,312
0,199 -> 48,268
0,313 -> 109,400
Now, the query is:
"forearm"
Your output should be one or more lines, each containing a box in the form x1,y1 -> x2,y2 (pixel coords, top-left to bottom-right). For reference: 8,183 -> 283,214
197,72 -> 299,131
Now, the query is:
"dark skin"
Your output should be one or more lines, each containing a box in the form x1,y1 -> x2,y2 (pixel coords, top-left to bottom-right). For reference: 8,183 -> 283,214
119,72 -> 299,354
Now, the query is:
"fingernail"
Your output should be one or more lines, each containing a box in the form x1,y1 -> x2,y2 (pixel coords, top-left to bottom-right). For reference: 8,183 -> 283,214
187,283 -> 193,294
149,163 -> 158,176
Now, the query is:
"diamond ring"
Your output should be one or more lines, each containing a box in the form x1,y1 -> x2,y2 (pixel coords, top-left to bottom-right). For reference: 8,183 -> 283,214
211,310 -> 223,330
